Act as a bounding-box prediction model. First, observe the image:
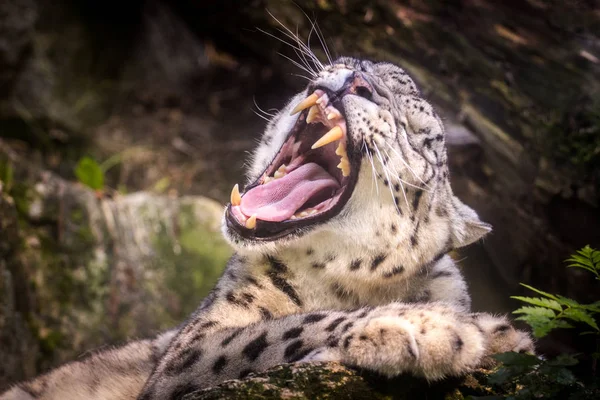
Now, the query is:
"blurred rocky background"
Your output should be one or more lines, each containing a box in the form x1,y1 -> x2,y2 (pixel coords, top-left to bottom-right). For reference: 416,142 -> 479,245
0,0 -> 598,392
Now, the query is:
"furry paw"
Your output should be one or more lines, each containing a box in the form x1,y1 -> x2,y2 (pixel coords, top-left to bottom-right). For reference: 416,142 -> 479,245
341,316 -> 419,377
474,314 -> 535,366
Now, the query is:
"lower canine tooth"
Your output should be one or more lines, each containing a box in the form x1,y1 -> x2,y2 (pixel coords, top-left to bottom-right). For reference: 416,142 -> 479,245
312,126 -> 344,149
231,184 -> 241,206
245,214 -> 257,229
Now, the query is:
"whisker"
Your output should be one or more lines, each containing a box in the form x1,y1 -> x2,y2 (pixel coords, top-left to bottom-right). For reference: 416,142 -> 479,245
257,27 -> 318,75
377,147 -> 411,213
312,20 -> 333,65
256,27 -> 303,53
365,143 -> 380,197
290,73 -> 312,81
373,142 -> 405,216
362,140 -> 375,196
277,52 -> 318,77
292,4 -> 334,65
384,142 -> 430,189
266,10 -> 324,70
252,110 -> 271,122
253,97 -> 277,117
381,148 -> 428,191
294,26 -> 318,76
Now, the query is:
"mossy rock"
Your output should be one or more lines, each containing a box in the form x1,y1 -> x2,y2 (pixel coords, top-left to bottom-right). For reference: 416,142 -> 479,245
185,362 -> 496,400
0,141 -> 231,387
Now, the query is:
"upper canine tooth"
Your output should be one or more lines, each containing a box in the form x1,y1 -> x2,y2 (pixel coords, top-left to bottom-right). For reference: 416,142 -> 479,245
245,214 -> 257,229
306,105 -> 320,123
311,126 -> 344,149
291,93 -> 319,115
230,184 -> 241,206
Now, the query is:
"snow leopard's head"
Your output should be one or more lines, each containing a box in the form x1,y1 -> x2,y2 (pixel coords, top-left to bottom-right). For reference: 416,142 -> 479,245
223,57 -> 490,259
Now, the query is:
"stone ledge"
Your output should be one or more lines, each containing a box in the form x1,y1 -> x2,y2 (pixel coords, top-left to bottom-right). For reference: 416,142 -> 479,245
185,362 -> 495,400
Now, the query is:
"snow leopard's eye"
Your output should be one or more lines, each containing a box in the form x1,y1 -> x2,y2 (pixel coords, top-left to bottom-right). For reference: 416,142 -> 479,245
224,75 -> 372,241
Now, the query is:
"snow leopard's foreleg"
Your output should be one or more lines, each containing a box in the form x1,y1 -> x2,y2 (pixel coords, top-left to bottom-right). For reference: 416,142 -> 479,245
139,302 -> 533,399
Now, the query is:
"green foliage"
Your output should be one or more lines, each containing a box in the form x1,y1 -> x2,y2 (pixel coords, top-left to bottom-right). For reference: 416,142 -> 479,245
74,157 -> 104,191
566,246 -> 600,281
511,246 -> 600,339
0,158 -> 14,191
480,246 -> 600,400
475,352 -> 587,400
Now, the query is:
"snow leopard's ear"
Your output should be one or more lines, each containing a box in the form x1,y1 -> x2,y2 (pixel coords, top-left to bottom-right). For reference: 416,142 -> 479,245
449,197 -> 492,248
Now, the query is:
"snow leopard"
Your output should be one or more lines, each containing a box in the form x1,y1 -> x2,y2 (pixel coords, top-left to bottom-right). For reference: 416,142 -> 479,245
1,57 -> 534,400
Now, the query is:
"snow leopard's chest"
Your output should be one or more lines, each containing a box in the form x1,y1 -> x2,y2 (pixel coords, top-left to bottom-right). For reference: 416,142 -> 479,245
264,247 -> 427,311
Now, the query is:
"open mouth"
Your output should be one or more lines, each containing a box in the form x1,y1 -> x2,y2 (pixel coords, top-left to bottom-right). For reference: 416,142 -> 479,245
226,89 -> 361,240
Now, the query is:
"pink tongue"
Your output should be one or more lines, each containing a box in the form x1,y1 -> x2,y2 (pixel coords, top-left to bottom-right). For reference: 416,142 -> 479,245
240,163 -> 340,222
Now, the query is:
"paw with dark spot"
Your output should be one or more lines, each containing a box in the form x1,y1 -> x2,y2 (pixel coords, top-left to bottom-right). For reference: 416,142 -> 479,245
341,316 -> 419,377
475,314 -> 535,366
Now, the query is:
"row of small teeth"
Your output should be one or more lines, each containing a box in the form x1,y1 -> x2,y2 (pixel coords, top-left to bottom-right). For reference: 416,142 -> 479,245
291,92 -> 350,177
290,208 -> 319,219
263,164 -> 287,184
336,142 -> 350,177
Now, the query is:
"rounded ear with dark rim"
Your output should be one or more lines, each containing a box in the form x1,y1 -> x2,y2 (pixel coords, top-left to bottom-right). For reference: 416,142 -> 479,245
450,197 -> 492,248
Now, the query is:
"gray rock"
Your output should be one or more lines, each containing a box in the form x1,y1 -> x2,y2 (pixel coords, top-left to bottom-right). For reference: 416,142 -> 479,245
0,140 -> 230,390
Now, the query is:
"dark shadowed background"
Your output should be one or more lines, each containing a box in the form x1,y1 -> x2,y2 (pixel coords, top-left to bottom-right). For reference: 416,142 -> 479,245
0,0 -> 598,391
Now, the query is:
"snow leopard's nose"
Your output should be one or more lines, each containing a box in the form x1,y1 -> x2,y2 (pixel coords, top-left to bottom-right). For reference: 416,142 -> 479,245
341,72 -> 373,100
311,69 -> 373,101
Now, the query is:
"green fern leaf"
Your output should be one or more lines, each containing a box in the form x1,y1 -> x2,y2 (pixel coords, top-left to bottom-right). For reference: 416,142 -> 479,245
513,306 -> 556,318
513,306 -> 574,337
566,245 -> 600,274
555,295 -> 581,308
582,301 -> 600,313
513,306 -> 557,337
511,296 -> 562,312
561,308 -> 599,331
519,284 -> 559,300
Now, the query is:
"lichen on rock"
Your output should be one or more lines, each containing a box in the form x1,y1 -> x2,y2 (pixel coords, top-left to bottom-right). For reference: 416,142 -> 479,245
0,141 -> 230,390
184,362 -> 496,400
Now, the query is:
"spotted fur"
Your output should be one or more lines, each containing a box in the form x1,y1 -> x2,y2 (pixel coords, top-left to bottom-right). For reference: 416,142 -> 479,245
1,58 -> 533,400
